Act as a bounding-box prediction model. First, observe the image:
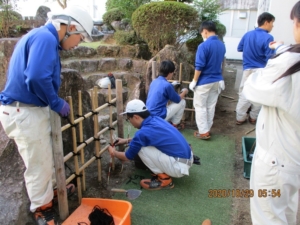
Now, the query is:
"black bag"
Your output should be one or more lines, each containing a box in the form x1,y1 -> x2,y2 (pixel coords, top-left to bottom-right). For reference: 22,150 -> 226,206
107,72 -> 116,89
88,205 -> 115,225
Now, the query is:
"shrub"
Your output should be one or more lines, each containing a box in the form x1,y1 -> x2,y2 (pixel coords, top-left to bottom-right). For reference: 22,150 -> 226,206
106,0 -> 151,19
132,1 -> 198,53
114,30 -> 142,45
102,8 -> 125,29
186,34 -> 203,52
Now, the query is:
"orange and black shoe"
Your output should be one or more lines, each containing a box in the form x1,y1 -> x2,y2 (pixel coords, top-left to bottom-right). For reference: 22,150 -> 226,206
53,183 -> 76,204
34,201 -> 55,225
140,173 -> 174,190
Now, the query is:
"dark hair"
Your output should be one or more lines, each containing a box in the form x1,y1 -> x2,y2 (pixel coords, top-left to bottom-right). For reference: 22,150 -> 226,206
199,21 -> 216,33
290,0 -> 300,21
272,2 -> 300,82
272,44 -> 300,82
159,60 -> 175,77
257,12 -> 275,27
127,110 -> 150,119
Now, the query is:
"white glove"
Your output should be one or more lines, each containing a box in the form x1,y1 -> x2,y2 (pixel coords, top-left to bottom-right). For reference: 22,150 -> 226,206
180,88 -> 188,94
172,81 -> 180,86
269,41 -> 284,50
218,80 -> 225,94
189,80 -> 197,92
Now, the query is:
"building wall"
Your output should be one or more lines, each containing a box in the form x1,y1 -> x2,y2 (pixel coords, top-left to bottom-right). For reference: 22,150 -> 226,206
221,0 -> 299,60
219,9 -> 257,60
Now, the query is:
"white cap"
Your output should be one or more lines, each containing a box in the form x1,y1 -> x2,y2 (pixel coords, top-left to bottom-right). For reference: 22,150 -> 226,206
96,77 -> 111,88
46,5 -> 93,42
120,99 -> 148,115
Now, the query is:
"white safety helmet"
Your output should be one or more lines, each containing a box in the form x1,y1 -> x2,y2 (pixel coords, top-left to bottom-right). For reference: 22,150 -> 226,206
96,77 -> 111,89
48,5 -> 93,42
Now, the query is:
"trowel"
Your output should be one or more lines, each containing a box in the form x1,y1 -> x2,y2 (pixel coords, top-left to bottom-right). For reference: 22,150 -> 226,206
111,188 -> 142,200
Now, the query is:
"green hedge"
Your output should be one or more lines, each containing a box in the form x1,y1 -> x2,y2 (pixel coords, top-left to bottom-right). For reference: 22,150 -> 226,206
102,8 -> 125,29
132,1 -> 198,53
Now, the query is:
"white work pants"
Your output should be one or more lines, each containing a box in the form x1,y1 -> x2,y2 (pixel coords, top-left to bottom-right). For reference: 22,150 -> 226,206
0,105 -> 54,212
138,146 -> 192,177
193,82 -> 219,134
250,145 -> 300,225
236,69 -> 261,121
165,99 -> 186,125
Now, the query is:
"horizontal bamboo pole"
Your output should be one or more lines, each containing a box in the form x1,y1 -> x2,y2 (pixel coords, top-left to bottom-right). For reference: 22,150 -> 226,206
63,120 -> 118,162
61,98 -> 117,132
184,108 -> 195,112
65,145 -> 110,184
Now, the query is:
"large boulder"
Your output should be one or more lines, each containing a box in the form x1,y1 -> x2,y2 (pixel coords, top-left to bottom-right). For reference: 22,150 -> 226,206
0,124 -> 31,224
0,38 -> 19,90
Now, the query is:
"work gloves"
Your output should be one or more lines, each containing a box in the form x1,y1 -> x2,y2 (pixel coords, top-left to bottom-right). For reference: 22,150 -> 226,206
180,88 -> 188,95
59,100 -> 70,117
172,81 -> 180,86
189,80 -> 197,92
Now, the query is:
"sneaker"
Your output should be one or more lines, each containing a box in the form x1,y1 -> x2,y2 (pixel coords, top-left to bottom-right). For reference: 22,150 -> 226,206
248,117 -> 256,125
53,183 -> 76,204
194,131 -> 211,140
170,122 -> 185,130
34,201 -> 55,225
140,173 -> 174,190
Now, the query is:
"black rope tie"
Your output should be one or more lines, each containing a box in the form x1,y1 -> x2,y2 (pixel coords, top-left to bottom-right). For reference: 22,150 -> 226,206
72,151 -> 81,156
108,126 -> 115,130
77,141 -> 88,147
94,154 -> 102,160
107,102 -> 116,107
76,114 -> 86,120
72,172 -> 83,178
90,110 -> 99,116
93,137 -> 100,141
62,117 -> 77,128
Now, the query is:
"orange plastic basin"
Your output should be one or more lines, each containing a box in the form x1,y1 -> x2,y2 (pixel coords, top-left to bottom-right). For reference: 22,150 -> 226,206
62,198 -> 133,225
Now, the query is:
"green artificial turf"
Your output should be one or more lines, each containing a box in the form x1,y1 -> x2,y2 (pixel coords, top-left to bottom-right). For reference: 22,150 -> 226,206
113,128 -> 235,225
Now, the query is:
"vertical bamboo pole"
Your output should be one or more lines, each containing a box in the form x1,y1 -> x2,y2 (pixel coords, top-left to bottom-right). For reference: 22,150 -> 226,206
179,63 -> 184,122
67,96 -> 82,204
78,91 -> 86,191
116,79 -> 124,151
152,61 -> 156,80
50,110 -> 69,220
108,84 -> 115,171
92,87 -> 101,181
179,63 -> 183,84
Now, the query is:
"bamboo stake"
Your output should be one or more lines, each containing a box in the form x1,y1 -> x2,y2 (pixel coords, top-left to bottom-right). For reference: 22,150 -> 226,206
108,84 -> 115,183
49,110 -> 69,220
67,96 -> 82,203
245,127 -> 256,135
78,91 -> 86,191
92,87 -> 101,181
116,79 -> 124,151
221,95 -> 235,100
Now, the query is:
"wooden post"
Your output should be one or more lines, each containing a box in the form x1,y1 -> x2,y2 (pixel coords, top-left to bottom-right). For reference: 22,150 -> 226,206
67,96 -> 82,204
78,91 -> 86,191
152,61 -> 156,80
116,79 -> 124,151
50,110 -> 69,220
